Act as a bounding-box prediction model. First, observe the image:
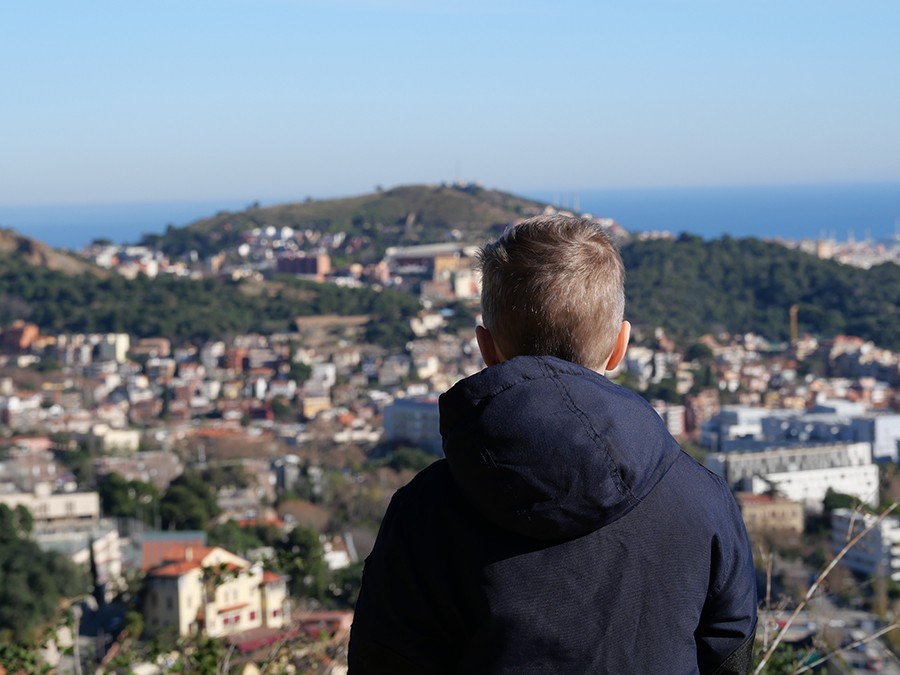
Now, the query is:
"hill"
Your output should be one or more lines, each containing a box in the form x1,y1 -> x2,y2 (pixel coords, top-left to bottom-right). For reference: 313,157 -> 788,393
0,249 -> 420,345
1,189 -> 898,351
622,235 -> 900,349
1,230 -> 897,350
139,183 -> 550,262
0,228 -> 101,276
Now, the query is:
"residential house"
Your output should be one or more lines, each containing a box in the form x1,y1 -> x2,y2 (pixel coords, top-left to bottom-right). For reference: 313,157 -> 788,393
143,545 -> 289,638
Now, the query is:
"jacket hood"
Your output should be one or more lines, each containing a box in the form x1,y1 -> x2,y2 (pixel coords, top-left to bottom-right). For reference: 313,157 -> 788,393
439,356 -> 682,541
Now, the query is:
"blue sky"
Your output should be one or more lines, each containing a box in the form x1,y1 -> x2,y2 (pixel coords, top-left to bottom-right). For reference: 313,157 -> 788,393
2,0 -> 899,207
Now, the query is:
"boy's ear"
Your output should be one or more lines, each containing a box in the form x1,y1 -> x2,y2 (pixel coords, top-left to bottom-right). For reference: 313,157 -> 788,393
475,325 -> 503,367
604,320 -> 631,371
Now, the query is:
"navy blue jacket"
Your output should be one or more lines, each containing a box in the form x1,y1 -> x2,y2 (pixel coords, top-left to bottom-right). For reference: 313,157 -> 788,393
350,356 -> 757,674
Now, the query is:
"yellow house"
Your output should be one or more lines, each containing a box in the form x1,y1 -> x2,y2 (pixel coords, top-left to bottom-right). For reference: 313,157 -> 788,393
735,492 -> 805,535
144,545 -> 289,638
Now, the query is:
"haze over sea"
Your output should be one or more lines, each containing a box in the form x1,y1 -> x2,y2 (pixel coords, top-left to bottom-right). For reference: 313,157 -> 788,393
1,182 -> 898,251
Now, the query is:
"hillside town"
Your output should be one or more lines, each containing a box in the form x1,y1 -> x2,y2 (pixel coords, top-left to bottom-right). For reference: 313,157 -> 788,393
2,221 -> 900,673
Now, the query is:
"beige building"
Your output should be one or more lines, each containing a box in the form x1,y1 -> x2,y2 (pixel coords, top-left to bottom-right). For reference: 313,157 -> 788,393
0,482 -> 100,526
735,492 -> 805,534
87,423 -> 142,453
301,390 -> 332,419
144,545 -> 289,638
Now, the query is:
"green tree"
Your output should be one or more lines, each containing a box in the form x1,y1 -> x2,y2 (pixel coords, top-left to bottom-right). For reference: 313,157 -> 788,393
388,446 -> 437,472
270,395 -> 296,422
0,505 -> 88,644
160,471 -> 220,530
275,526 -> 329,600
98,472 -> 160,522
823,488 -> 860,513
208,520 -> 280,555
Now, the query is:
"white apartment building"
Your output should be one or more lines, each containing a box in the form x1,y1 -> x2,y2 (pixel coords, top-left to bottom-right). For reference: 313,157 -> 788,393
832,508 -> 900,581
652,403 -> 685,438
35,519 -> 124,599
0,482 -> 100,525
706,442 -> 879,512
854,415 -> 900,463
97,333 -> 131,363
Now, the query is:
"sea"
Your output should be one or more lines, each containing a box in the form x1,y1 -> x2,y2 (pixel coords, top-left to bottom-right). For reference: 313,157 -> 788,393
1,182 -> 898,251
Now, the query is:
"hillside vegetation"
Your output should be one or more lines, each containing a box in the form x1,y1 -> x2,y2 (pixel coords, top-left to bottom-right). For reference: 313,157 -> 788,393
0,254 -> 420,345
622,235 -> 900,349
1,234 -> 898,350
140,184 -> 548,261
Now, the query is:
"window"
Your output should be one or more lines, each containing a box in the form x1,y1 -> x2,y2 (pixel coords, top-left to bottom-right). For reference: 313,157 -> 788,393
250,611 -> 256,621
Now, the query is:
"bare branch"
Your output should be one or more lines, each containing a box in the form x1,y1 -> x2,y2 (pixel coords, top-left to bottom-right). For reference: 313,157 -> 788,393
791,621 -> 900,674
752,501 -> 898,675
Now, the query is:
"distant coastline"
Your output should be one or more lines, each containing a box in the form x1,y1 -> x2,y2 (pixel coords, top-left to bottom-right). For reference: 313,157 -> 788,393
1,181 -> 898,250
531,182 -> 900,243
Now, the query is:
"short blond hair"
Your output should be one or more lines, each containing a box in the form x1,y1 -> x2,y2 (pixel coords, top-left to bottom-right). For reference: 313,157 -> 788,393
478,215 -> 625,370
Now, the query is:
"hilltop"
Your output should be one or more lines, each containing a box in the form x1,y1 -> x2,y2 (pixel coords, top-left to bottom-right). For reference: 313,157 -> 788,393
139,183 -> 551,262
1,186 -> 898,350
0,228 -> 102,276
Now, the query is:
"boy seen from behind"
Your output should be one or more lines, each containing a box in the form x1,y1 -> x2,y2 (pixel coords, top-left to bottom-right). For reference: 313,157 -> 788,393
350,215 -> 757,674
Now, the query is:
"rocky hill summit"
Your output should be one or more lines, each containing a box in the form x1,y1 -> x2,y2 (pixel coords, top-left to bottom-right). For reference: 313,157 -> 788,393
0,228 -> 101,276
141,183 -> 556,261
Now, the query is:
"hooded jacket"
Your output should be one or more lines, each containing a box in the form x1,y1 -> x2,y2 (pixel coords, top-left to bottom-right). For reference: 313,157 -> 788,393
349,356 -> 757,674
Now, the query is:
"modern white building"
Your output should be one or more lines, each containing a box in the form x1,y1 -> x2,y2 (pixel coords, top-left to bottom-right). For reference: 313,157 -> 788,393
853,415 -> 900,463
35,518 -> 124,600
0,482 -> 100,525
748,464 -> 879,513
832,508 -> 900,581
706,442 -> 879,512
97,333 -> 131,364
652,403 -> 685,438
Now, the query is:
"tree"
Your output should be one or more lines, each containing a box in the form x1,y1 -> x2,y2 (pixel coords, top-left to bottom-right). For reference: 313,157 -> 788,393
270,395 -> 296,422
685,342 -> 714,363
823,488 -> 859,513
98,472 -> 160,522
387,446 -> 436,472
160,472 -> 220,530
0,505 -> 88,644
275,526 -> 328,600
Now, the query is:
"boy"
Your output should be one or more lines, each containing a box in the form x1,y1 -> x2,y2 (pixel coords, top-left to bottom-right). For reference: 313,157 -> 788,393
349,215 -> 757,674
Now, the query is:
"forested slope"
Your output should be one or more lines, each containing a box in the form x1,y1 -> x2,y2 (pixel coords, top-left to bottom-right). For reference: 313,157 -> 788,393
1,233 -> 897,350
623,235 -> 900,349
0,254 -> 420,344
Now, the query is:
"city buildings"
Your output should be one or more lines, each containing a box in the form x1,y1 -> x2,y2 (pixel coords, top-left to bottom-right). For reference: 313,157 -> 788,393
832,508 -> 900,582
706,442 -> 879,512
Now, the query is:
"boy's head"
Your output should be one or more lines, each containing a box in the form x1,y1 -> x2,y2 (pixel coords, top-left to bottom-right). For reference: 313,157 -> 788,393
476,215 -> 629,372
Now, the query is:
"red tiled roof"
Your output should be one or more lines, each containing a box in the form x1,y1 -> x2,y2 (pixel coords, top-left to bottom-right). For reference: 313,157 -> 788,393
236,516 -> 285,529
149,560 -> 202,577
262,571 -> 284,584
142,539 -> 207,570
